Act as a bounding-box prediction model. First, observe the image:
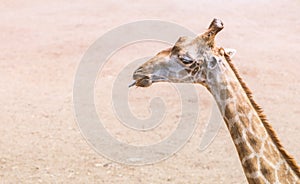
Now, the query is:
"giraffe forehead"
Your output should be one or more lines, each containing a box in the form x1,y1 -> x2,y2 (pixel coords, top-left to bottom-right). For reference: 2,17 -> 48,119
175,37 -> 205,51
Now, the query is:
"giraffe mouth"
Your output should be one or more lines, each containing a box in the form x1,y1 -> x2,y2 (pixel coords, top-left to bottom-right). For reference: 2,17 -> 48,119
129,75 -> 153,88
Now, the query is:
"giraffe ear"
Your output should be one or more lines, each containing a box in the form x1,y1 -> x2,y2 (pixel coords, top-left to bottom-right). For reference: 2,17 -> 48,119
224,48 -> 236,59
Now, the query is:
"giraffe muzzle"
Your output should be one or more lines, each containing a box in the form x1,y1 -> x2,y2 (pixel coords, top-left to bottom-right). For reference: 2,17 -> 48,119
129,75 -> 152,88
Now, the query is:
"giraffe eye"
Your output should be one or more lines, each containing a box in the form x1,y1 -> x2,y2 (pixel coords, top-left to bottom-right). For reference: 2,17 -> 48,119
178,55 -> 193,64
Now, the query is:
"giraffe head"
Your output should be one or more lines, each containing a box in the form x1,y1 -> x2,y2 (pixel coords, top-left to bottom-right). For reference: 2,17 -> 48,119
130,19 -> 236,88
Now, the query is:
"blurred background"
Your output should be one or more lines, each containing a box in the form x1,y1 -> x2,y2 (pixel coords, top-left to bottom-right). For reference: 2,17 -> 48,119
0,0 -> 299,183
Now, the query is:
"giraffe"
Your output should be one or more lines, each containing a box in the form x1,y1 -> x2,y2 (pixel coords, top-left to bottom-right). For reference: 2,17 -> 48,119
129,19 -> 300,184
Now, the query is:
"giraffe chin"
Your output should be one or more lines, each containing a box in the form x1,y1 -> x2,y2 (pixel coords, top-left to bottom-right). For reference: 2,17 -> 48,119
135,78 -> 152,87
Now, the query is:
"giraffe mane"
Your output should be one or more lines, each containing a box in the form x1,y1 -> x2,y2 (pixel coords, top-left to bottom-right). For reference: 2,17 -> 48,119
222,49 -> 300,177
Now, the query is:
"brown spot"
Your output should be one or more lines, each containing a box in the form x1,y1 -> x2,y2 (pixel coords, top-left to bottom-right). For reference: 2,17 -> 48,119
277,163 -> 286,183
225,102 -> 236,120
190,62 -> 197,68
251,117 -> 266,138
235,95 -> 251,114
263,141 -> 281,165
239,114 -> 250,128
235,89 -> 246,100
230,124 -> 243,140
230,81 -> 240,91
237,103 -> 251,116
260,158 -> 276,183
185,68 -> 192,73
246,131 -> 262,154
191,67 -> 199,75
277,163 -> 296,183
220,88 -> 233,100
236,141 -> 253,160
243,156 -> 258,174
247,176 -> 266,184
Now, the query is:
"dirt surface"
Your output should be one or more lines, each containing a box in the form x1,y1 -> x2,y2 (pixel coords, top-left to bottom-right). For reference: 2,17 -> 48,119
1,0 -> 300,183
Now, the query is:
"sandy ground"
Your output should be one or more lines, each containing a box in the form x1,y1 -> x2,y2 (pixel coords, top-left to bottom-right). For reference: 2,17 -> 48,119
0,0 -> 300,183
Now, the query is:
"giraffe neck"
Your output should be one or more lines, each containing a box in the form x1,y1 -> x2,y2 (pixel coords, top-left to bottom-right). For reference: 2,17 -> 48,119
205,55 -> 299,184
